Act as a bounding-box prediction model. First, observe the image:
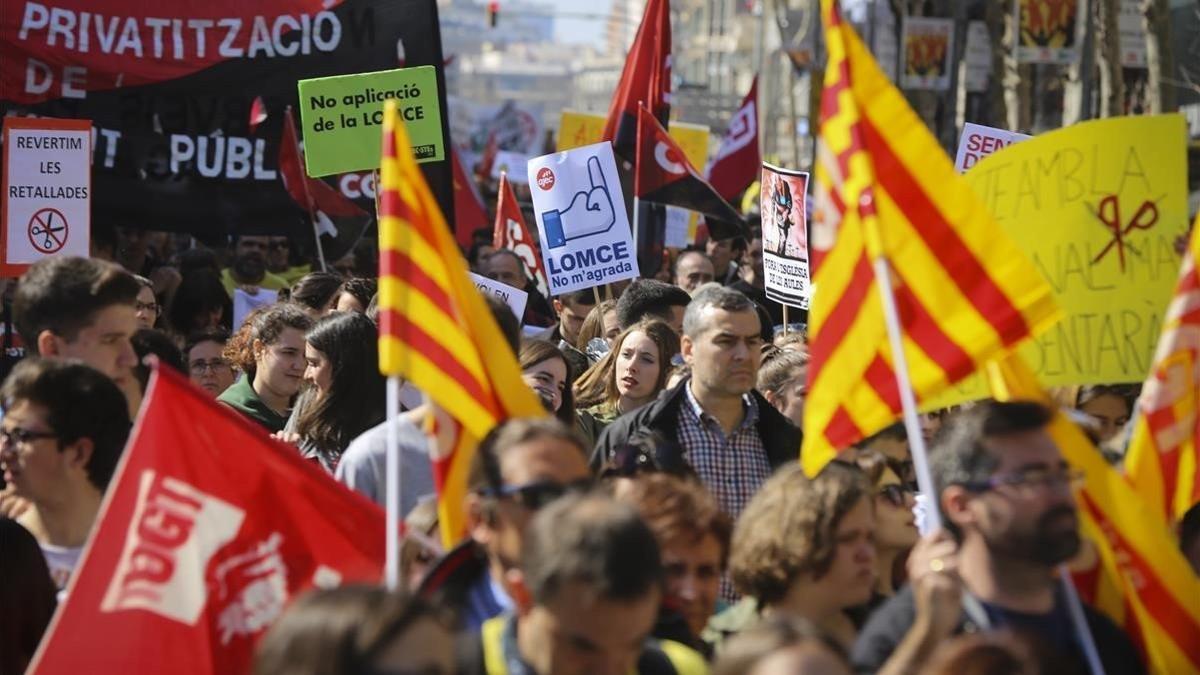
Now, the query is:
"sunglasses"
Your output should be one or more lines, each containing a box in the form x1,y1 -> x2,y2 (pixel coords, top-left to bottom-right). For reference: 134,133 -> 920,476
877,483 -> 913,508
481,479 -> 590,511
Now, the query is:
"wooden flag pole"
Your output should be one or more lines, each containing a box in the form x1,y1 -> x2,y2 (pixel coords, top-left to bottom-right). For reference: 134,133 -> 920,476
592,286 -> 603,305
384,375 -> 402,589
782,305 -> 790,335
871,256 -> 941,530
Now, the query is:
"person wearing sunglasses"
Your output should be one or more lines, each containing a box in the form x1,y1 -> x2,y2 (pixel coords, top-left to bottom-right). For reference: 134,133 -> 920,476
852,401 -> 1143,675
417,418 -> 591,631
0,359 -> 131,594
850,449 -> 919,626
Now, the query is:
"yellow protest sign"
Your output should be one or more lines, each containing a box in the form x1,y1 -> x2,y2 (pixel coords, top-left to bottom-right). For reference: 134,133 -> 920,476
557,110 -> 710,170
926,114 -> 1188,410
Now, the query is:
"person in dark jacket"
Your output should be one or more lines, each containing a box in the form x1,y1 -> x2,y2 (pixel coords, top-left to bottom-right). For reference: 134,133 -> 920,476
594,286 -> 800,520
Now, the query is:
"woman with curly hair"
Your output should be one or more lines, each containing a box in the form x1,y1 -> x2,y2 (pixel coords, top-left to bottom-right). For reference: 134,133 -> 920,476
217,303 -> 312,432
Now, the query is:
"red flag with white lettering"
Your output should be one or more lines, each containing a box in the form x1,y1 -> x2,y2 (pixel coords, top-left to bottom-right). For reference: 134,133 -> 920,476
707,77 -> 759,201
492,173 -> 550,298
28,365 -> 385,675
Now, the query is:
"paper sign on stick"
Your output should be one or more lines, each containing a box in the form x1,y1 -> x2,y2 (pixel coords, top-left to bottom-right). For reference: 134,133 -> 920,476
927,114 -> 1187,410
469,272 -> 529,322
298,66 -> 444,177
1,117 -> 91,276
760,164 -> 811,310
954,123 -> 1032,173
527,142 -> 638,295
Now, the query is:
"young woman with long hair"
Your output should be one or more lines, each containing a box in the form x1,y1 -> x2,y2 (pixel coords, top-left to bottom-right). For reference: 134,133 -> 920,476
518,339 -> 576,428
574,319 -> 679,443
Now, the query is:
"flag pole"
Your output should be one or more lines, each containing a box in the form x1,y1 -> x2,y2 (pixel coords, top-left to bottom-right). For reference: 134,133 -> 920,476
871,255 -> 942,530
1058,564 -> 1108,675
384,375 -> 402,589
288,105 -> 328,272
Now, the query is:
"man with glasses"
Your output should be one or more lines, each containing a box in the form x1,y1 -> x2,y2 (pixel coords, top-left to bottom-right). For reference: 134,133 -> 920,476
0,359 -> 131,592
852,401 -> 1144,675
419,417 -> 591,630
220,235 -> 290,298
184,329 -> 236,398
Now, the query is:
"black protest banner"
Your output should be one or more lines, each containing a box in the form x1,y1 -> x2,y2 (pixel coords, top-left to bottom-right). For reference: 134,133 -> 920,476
0,0 -> 453,240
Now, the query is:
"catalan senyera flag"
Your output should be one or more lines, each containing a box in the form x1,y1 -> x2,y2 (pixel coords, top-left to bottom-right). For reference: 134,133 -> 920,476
801,0 -> 1059,475
987,353 -> 1200,674
1124,211 -> 1200,528
377,100 -> 547,546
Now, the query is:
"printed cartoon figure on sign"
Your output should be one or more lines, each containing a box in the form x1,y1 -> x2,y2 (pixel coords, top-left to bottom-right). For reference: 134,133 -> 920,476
540,156 -> 616,249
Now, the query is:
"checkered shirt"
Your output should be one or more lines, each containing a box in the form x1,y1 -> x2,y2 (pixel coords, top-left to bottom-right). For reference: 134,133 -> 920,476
676,384 -> 773,520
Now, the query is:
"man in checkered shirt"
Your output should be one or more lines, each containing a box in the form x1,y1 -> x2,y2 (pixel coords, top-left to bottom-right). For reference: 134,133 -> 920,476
593,286 -> 800,519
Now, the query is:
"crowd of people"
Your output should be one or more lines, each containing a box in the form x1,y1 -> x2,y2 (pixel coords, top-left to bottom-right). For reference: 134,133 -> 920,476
2,220 -> 1199,675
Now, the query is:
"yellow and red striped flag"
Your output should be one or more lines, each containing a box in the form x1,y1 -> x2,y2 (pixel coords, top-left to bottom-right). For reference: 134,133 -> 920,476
1124,211 -> 1200,528
377,100 -> 547,546
987,353 -> 1200,674
802,0 -> 1059,475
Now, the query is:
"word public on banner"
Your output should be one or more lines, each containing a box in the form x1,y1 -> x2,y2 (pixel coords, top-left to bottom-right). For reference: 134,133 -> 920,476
1,117 -> 90,275
954,123 -> 1032,173
298,66 -> 444,177
927,114 -> 1188,410
760,164 -> 811,310
1015,0 -> 1082,65
557,110 -> 710,171
469,272 -> 529,322
1,0 -> 454,235
527,142 -> 638,295
901,17 -> 954,91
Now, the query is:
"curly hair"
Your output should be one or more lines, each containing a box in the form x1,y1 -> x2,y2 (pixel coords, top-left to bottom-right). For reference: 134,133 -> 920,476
222,303 -> 312,375
615,473 -> 731,566
728,461 -> 870,605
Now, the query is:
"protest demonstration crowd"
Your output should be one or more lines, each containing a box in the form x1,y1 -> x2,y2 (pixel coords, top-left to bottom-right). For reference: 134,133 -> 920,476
3,0 -> 1200,674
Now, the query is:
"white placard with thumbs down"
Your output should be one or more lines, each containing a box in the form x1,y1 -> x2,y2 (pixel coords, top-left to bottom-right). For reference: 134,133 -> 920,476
527,141 -> 638,295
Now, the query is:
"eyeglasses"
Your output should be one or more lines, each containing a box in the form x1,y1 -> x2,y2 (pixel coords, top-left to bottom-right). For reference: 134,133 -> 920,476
135,301 -> 160,315
964,468 -> 1085,495
0,426 -> 58,448
877,483 -> 913,508
190,359 -> 232,374
480,479 -> 590,511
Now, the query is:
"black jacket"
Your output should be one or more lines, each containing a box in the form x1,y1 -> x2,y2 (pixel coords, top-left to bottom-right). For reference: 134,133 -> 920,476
591,379 -> 801,473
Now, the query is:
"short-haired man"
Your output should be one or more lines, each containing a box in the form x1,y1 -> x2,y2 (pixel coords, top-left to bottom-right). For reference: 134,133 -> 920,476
418,418 -> 591,629
220,235 -> 290,297
597,286 -> 800,520
0,359 -> 132,591
458,492 -> 708,675
482,249 -> 557,327
853,401 -> 1144,674
673,250 -> 715,297
14,256 -> 142,415
705,236 -> 746,286
615,279 -> 693,333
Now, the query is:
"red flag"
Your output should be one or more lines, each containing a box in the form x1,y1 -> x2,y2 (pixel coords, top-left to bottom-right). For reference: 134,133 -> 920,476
279,110 -> 367,218
493,172 -> 550,297
28,365 -> 385,675
248,97 -> 267,135
451,144 -> 490,249
707,77 -> 760,201
477,130 -> 499,179
635,104 -> 745,241
601,0 -> 671,160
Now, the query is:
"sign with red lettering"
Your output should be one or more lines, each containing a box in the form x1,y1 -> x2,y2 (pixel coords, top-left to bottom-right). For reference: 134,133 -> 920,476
28,365 -> 385,675
1,116 -> 90,276
953,122 -> 1032,173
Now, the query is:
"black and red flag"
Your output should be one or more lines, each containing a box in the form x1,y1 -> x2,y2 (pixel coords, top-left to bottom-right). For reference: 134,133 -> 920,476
635,104 -> 745,241
601,0 -> 671,161
707,76 -> 760,202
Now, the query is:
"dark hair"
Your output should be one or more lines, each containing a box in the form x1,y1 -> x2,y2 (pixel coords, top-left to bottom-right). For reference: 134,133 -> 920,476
185,328 -> 232,360
519,340 -> 576,426
167,269 -> 231,335
682,285 -> 756,338
131,328 -> 186,392
253,586 -> 451,675
176,248 -> 222,277
522,492 -> 664,604
290,272 -> 345,313
295,312 -> 386,454
922,631 -> 1044,675
224,304 -> 313,375
575,299 -> 617,351
615,279 -> 691,330
339,277 -> 377,311
713,616 -> 848,675
574,320 -> 680,410
1074,384 -> 1138,415
467,241 -> 495,269
555,288 -> 597,307
14,256 -> 140,348
1180,501 -> 1200,566
469,417 -> 589,493
616,474 -> 732,568
0,518 -> 57,675
599,429 -> 698,480
1,358 -> 131,490
482,294 -> 521,356
729,461 -> 870,605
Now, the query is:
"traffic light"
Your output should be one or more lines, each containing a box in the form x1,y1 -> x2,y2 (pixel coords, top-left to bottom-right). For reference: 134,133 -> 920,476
486,1 -> 499,27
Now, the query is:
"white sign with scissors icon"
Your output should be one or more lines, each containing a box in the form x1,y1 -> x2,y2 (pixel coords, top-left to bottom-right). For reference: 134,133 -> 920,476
1,117 -> 92,275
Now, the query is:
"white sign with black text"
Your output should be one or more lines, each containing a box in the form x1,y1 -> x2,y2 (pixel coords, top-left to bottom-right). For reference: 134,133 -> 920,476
469,272 -> 528,323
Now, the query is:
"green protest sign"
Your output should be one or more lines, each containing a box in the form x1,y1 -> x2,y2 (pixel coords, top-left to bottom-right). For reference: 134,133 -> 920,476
297,66 -> 444,177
